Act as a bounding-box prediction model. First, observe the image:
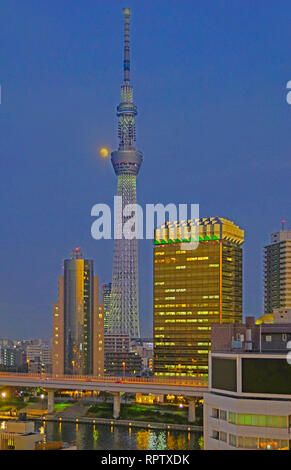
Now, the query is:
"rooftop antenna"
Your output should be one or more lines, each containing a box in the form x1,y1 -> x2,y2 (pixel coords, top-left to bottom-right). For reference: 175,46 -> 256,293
71,247 -> 83,259
282,219 -> 286,231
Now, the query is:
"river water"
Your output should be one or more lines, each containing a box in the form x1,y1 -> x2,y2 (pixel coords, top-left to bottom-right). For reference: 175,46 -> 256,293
36,420 -> 203,450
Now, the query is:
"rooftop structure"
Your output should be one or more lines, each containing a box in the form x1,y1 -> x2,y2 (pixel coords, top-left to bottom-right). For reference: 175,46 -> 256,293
0,420 -> 42,450
211,315 -> 291,354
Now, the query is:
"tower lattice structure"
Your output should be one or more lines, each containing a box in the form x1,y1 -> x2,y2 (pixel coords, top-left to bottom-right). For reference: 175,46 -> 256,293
109,8 -> 143,338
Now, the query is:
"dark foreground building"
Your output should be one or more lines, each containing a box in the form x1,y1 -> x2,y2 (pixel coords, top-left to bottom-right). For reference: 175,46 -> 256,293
204,315 -> 291,450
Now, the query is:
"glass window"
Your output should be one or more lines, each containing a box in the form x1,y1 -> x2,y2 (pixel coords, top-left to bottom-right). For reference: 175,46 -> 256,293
258,415 -> 266,427
229,412 -> 237,424
219,409 -> 227,421
212,430 -> 219,440
235,413 -> 287,428
211,408 -> 219,419
258,438 -> 289,450
244,437 -> 258,449
229,434 -> 237,447
220,431 -> 227,442
237,436 -> 257,449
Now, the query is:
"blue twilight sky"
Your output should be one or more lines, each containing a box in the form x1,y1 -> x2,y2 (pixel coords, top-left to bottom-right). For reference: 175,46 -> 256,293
0,0 -> 290,339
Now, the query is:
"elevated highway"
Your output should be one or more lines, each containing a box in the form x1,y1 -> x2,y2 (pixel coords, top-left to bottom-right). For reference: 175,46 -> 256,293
0,373 -> 208,422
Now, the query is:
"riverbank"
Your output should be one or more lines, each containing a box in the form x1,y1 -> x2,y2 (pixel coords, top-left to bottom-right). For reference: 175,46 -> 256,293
41,414 -> 203,432
0,400 -> 203,433
86,402 -> 203,425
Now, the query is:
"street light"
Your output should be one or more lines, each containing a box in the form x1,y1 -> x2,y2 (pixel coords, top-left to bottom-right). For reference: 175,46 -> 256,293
40,394 -> 45,410
122,362 -> 126,377
1,392 -> 6,399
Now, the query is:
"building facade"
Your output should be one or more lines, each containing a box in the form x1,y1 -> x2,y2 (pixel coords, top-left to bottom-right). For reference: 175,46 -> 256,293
0,346 -> 23,371
131,339 -> 153,375
109,8 -> 143,339
153,217 -> 244,378
104,334 -> 130,353
0,421 -> 43,450
104,333 -> 142,376
26,343 -> 52,374
104,351 -> 142,377
52,248 -> 104,376
102,283 -> 112,334
204,317 -> 291,450
264,229 -> 291,314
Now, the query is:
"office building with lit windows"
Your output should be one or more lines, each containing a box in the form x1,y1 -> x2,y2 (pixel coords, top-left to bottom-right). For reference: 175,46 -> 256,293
0,346 -> 23,371
153,217 -> 244,378
204,317 -> 291,450
102,282 -> 112,334
264,229 -> 291,314
52,248 -> 104,376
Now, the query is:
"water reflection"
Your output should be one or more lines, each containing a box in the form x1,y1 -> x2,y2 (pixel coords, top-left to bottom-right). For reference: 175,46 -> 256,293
35,421 -> 202,450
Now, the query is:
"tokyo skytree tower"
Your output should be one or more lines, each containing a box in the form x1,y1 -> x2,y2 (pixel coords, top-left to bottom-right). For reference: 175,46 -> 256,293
109,8 -> 143,338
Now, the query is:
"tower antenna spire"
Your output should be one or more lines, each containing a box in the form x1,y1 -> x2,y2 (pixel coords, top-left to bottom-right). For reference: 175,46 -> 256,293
123,8 -> 131,85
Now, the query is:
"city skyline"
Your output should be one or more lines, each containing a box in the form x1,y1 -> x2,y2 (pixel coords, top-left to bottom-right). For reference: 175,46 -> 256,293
0,1 -> 290,454
0,1 -> 290,339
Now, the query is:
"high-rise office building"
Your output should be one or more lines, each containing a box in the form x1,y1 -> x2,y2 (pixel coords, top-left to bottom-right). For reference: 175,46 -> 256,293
109,8 -> 143,338
52,248 -> 104,376
264,229 -> 291,314
153,217 -> 244,377
102,282 -> 112,334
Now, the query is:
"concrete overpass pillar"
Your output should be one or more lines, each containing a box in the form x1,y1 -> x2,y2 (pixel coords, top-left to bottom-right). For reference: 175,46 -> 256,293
47,390 -> 55,414
112,392 -> 121,419
188,399 -> 196,423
